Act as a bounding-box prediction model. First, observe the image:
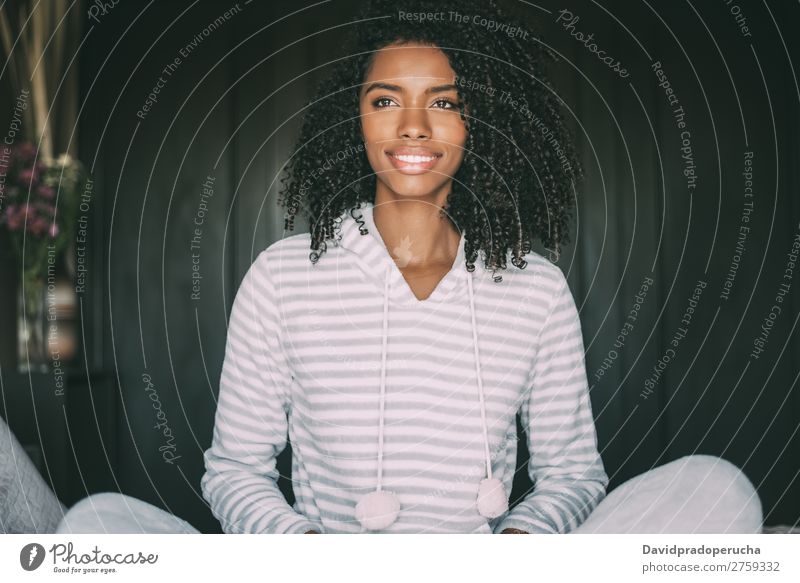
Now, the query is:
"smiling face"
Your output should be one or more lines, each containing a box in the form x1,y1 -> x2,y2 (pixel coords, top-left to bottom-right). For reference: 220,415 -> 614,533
358,41 -> 469,203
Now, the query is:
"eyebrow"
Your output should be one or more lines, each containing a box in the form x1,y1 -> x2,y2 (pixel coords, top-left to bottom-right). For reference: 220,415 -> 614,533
362,82 -> 458,95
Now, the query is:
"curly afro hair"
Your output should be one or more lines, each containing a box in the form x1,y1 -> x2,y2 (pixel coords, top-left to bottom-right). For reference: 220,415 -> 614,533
278,0 -> 584,278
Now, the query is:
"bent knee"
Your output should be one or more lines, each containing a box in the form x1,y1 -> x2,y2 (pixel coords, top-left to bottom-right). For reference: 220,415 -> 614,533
57,492 -> 153,534
69,492 -> 138,514
676,455 -> 755,495
676,455 -> 763,532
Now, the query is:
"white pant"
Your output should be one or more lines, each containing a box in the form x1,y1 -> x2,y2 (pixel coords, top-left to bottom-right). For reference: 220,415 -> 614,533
55,454 -> 763,534
56,494 -> 200,534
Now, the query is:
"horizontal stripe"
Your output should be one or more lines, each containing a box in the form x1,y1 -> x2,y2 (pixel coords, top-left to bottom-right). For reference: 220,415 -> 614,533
202,203 -> 608,534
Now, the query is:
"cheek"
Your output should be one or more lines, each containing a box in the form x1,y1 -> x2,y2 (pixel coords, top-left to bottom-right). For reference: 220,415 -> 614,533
360,107 -> 391,138
361,116 -> 380,169
437,114 -> 468,145
360,111 -> 390,164
444,126 -> 469,166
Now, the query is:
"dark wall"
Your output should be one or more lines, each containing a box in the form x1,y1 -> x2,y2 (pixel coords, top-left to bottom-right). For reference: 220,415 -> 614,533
64,0 -> 799,532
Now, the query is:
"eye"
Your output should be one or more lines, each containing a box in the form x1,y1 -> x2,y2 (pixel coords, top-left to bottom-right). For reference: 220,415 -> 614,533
432,98 -> 460,110
372,97 -> 396,108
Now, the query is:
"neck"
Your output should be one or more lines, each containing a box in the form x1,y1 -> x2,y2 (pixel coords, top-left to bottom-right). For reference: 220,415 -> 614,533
371,188 -> 461,268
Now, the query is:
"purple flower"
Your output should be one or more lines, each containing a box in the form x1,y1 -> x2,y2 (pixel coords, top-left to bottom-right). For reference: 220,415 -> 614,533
4,205 -> 23,231
12,142 -> 37,165
37,184 -> 56,199
17,167 -> 39,185
27,215 -> 48,236
44,206 -> 56,220
2,142 -> 75,245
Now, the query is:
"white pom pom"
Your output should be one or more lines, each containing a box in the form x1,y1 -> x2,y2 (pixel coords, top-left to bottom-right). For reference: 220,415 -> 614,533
477,477 -> 508,519
355,490 -> 401,531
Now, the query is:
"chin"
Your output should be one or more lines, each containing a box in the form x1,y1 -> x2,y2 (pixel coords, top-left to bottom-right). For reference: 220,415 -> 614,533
385,175 -> 452,194
383,184 -> 444,200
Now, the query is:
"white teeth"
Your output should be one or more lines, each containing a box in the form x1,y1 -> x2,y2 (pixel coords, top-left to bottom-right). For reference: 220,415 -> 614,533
393,154 -> 436,163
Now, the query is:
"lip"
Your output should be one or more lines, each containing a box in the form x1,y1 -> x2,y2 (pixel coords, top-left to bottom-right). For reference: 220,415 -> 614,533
386,147 -> 442,175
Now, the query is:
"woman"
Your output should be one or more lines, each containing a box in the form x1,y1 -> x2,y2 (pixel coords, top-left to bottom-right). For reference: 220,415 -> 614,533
56,0 -> 762,535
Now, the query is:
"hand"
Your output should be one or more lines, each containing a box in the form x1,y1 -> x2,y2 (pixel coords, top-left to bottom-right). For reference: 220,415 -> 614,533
304,529 -> 320,534
501,528 -> 529,534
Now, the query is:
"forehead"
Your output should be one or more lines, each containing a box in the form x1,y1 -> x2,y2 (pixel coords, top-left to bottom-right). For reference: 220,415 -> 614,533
365,42 -> 456,84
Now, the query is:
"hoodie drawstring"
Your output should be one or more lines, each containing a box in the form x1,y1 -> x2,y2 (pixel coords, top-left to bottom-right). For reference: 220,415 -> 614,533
376,266 -> 391,492
467,271 -> 493,481
354,265 -> 401,531
354,259 -> 509,532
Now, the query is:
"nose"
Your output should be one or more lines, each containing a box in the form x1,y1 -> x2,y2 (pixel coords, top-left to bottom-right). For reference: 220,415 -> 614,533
397,105 -> 431,140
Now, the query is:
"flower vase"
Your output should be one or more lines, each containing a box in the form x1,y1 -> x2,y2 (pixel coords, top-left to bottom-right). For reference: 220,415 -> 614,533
17,274 -> 50,373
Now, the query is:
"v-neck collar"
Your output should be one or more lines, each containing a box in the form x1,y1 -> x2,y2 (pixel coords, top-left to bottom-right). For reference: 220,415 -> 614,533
337,201 -> 468,306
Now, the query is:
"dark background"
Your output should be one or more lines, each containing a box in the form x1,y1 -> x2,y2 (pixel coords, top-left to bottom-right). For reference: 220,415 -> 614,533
1,0 -> 798,533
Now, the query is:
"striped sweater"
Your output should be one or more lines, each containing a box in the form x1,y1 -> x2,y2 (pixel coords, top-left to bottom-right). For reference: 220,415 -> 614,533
201,201 -> 608,534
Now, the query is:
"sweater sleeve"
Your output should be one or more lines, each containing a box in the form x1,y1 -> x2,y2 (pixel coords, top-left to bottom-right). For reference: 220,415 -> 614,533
201,251 -> 320,534
495,268 -> 609,534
